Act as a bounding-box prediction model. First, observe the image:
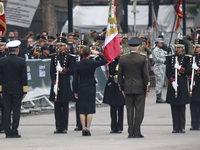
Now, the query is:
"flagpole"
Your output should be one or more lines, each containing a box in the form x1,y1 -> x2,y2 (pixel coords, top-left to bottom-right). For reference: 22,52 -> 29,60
168,12 -> 177,48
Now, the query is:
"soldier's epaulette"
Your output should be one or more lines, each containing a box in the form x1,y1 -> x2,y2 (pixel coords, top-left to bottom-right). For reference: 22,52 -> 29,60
139,53 -> 146,57
49,52 -> 57,56
120,53 -> 128,57
165,54 -> 172,57
185,54 -> 192,57
69,54 -> 77,57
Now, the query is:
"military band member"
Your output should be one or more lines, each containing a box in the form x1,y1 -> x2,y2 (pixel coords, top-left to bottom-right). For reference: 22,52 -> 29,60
95,35 -> 105,53
0,37 -> 6,133
166,39 -> 191,133
70,35 -> 79,55
40,46 -> 50,59
103,56 -> 125,133
152,38 -> 167,103
0,40 -> 27,138
189,36 -> 200,130
118,37 -> 149,138
32,35 -> 46,59
49,37 -> 75,134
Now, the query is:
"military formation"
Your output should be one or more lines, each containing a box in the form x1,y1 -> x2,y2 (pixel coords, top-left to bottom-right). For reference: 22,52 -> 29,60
0,28 -> 200,139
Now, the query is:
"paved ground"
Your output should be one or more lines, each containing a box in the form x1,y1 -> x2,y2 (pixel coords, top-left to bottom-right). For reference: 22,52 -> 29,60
0,88 -> 200,150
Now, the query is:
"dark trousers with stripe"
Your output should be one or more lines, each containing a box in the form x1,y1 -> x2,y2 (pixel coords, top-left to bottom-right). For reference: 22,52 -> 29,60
171,104 -> 185,130
125,94 -> 145,136
190,101 -> 200,128
55,102 -> 69,130
0,103 -> 4,131
3,94 -> 22,136
110,105 -> 124,131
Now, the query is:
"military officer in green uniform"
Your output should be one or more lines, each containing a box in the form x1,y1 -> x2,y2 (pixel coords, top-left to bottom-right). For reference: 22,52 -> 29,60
121,34 -> 129,55
118,37 -> 149,138
183,30 -> 197,55
138,34 -> 152,66
85,29 -> 97,46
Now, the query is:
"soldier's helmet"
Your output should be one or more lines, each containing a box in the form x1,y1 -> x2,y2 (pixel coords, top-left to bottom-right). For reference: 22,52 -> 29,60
56,37 -> 67,46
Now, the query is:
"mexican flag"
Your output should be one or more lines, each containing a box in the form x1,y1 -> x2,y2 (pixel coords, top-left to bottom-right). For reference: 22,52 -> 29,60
0,1 -> 6,37
103,0 -> 121,66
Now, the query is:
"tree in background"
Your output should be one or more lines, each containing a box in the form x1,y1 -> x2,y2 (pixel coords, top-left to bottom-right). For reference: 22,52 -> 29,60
40,0 -> 57,37
187,3 -> 200,16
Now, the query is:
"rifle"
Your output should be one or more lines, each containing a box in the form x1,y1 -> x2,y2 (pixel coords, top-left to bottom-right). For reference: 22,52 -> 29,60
190,34 -> 199,97
175,50 -> 178,98
55,48 -> 60,101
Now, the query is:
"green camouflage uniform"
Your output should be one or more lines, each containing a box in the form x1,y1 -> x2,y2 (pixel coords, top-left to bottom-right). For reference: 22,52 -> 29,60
139,42 -> 152,65
182,35 -> 194,55
121,43 -> 130,55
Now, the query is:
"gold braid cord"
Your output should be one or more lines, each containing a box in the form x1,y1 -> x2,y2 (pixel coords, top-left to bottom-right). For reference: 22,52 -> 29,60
33,47 -> 40,58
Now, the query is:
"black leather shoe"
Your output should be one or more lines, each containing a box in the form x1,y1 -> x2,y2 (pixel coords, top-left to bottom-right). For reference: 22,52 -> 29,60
6,135 -> 12,138
172,130 -> 179,133
128,135 -> 134,138
86,130 -> 91,136
190,127 -> 199,130
180,129 -> 185,133
74,127 -> 82,131
62,130 -> 67,133
54,129 -> 62,134
82,130 -> 86,136
0,129 -> 5,133
12,134 -> 21,138
117,130 -> 122,133
133,134 -> 144,138
156,100 -> 166,103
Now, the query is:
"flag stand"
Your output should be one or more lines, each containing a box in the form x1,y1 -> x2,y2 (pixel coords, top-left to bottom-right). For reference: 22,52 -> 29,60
168,15 -> 177,48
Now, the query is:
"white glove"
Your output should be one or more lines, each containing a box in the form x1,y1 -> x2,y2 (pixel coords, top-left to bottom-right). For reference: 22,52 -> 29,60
192,63 -> 199,70
172,81 -> 178,91
56,65 -> 63,72
54,85 -> 58,95
174,63 -> 181,70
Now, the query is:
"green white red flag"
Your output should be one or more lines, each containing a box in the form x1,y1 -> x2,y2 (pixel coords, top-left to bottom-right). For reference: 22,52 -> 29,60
103,0 -> 121,66
0,1 -> 6,37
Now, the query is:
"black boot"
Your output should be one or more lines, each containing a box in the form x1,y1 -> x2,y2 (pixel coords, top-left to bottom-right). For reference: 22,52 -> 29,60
156,93 -> 166,103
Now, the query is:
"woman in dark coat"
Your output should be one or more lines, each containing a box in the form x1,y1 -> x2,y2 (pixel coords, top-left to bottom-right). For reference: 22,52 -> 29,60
103,56 -> 125,133
73,46 -> 108,136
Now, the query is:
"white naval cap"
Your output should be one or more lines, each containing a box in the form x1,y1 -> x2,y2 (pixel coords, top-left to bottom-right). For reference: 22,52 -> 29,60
7,40 -> 21,48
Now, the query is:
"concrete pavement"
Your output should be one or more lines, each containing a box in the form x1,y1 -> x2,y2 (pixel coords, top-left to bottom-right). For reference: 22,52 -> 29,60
0,88 -> 199,150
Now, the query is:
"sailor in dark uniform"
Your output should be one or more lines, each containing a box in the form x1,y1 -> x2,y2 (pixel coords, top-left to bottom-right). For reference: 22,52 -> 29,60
189,36 -> 200,130
40,46 -> 50,59
103,56 -> 125,133
0,40 -> 27,138
49,36 -> 75,134
32,35 -> 46,59
0,37 -> 7,133
166,39 -> 191,133
48,36 -> 56,54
